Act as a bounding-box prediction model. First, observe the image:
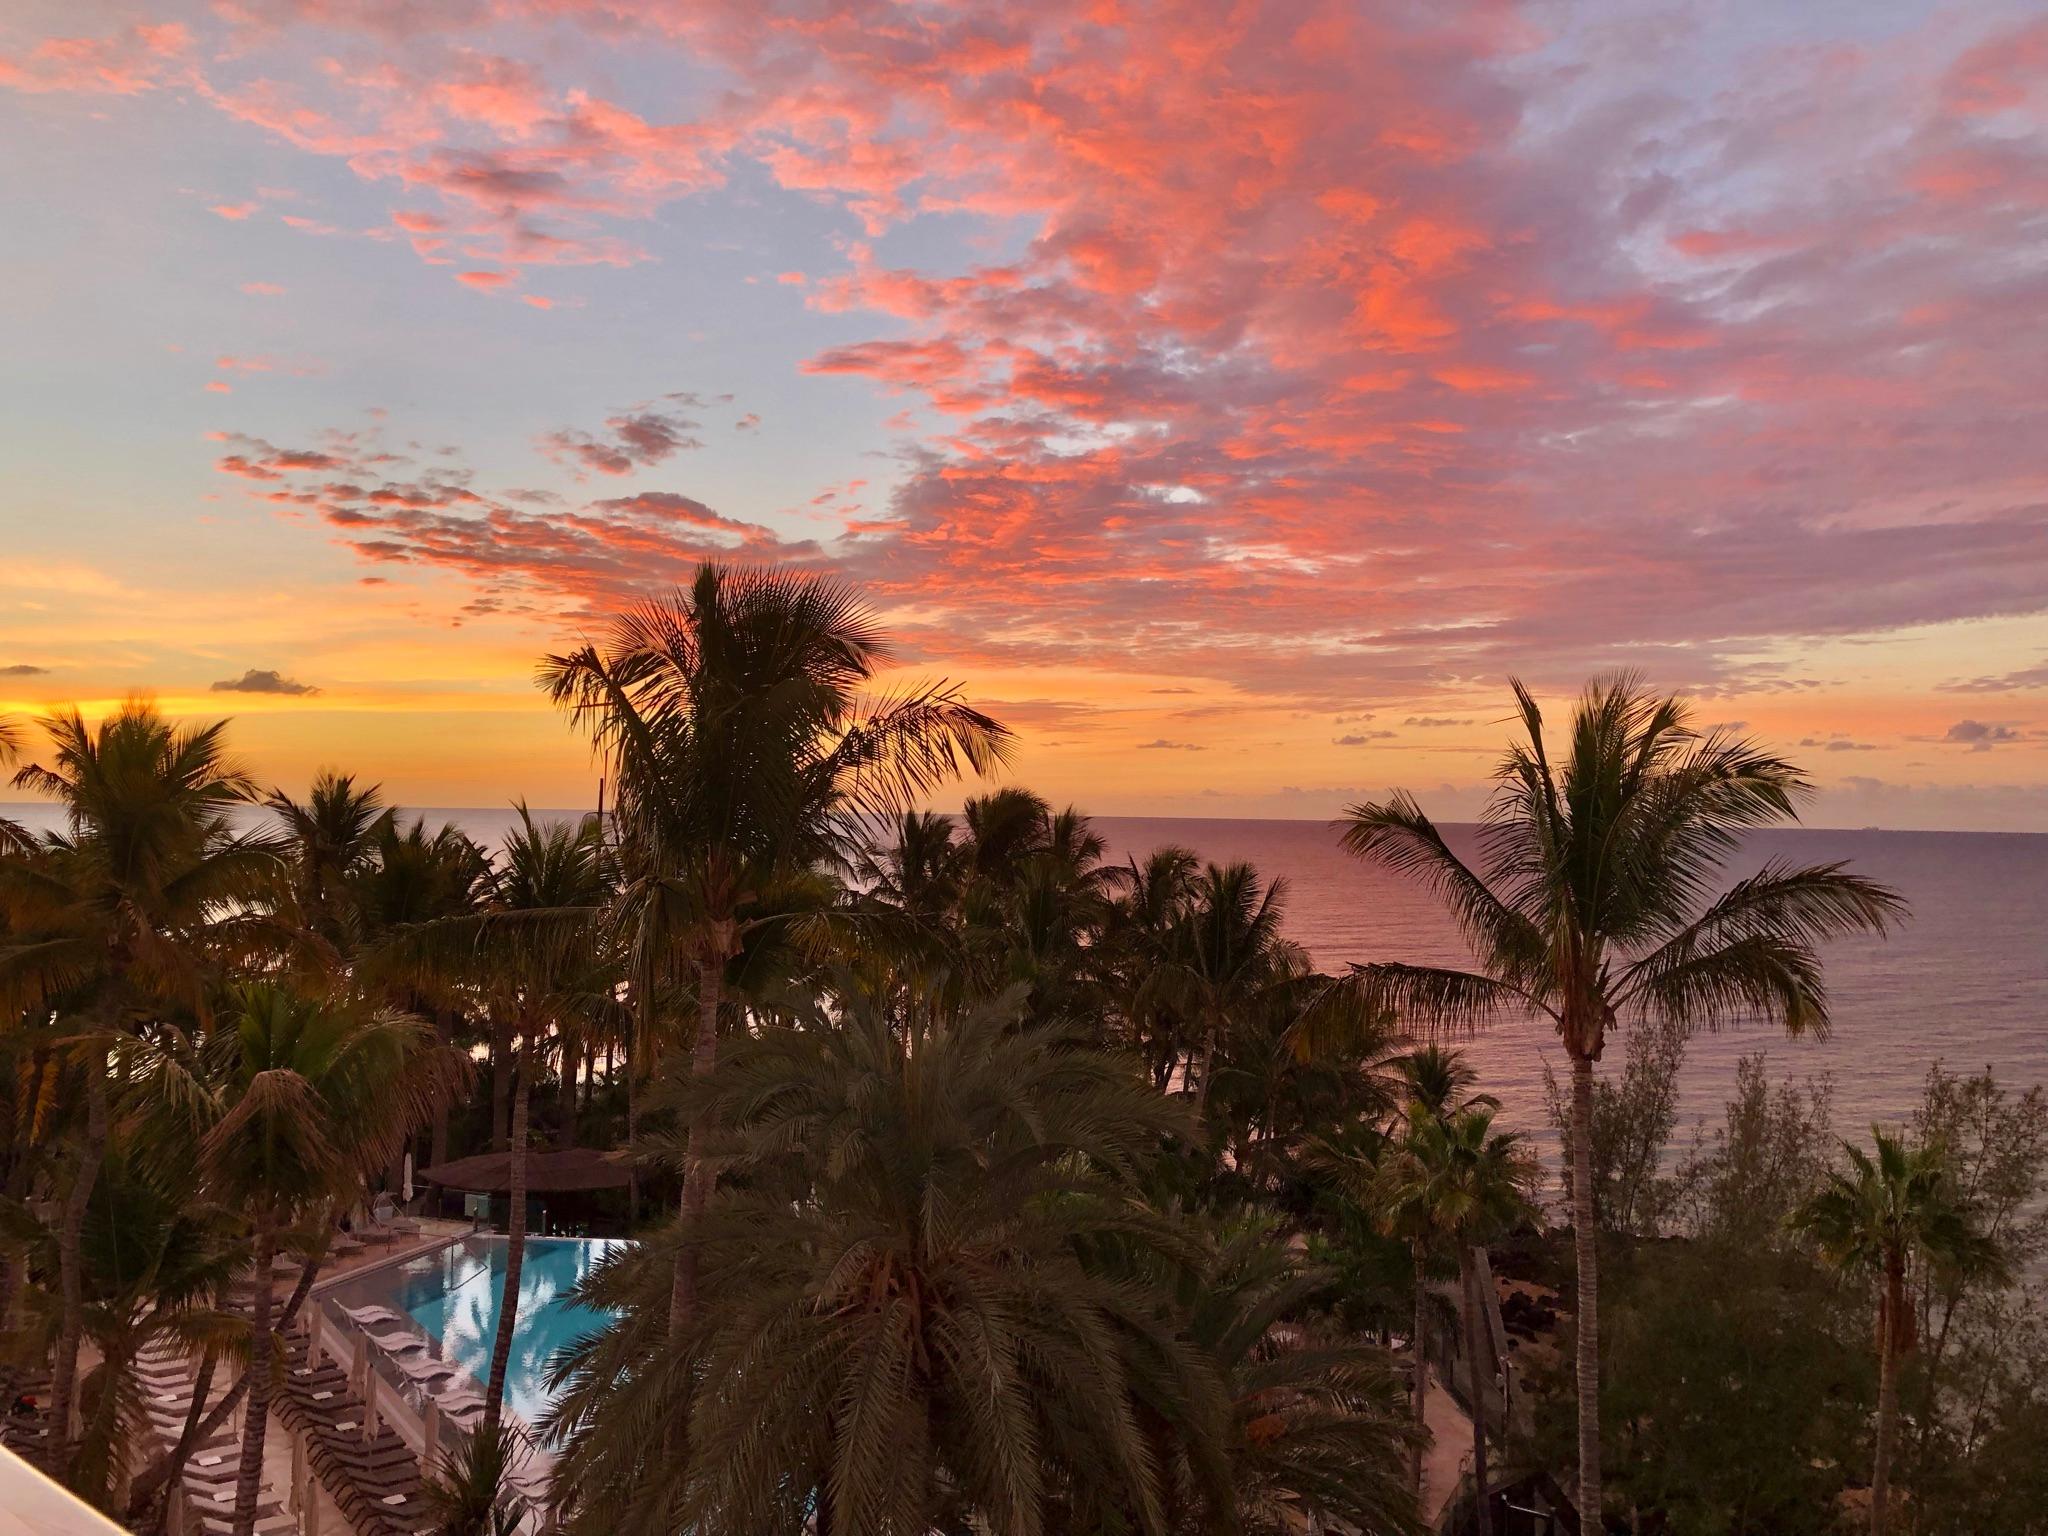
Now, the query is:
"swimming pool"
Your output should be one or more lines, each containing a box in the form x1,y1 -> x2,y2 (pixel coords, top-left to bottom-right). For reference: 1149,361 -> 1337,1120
328,1235 -> 625,1427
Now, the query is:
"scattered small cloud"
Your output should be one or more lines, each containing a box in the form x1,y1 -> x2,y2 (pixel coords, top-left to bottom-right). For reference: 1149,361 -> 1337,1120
1136,738 -> 1204,751
1941,660 -> 2048,694
520,294 -> 554,309
240,281 -> 286,296
1942,719 -> 2022,750
456,269 -> 513,290
1799,736 -> 1877,753
540,405 -> 703,477
0,663 -> 50,676
1402,716 -> 1472,728
734,412 -> 760,431
1334,731 -> 1397,745
210,668 -> 319,696
208,201 -> 256,220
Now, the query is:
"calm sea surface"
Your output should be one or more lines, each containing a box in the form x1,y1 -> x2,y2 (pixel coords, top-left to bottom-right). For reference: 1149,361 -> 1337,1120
8,803 -> 2042,1175
1090,819 -> 2048,1170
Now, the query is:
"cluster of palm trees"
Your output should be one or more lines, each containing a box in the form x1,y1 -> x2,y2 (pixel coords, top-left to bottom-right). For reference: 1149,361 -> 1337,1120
0,561 -> 1969,1536
0,712 -> 468,1534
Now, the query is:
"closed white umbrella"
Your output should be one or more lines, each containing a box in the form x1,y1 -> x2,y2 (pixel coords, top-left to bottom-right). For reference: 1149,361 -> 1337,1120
402,1151 -> 415,1204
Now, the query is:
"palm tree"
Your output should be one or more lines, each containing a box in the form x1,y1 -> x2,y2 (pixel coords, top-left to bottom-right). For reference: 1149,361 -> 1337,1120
1340,677 -> 1905,1521
1161,1225 -> 1419,1536
543,981 -> 1208,1536
1157,862 -> 1299,1107
185,981 -> 458,1536
1386,1049 -> 1497,1498
422,1417 -> 531,1536
353,815 -> 492,1167
266,769 -> 393,945
864,809 -> 966,920
0,1139 -> 242,1512
1102,845 -> 1201,1088
0,715 -> 30,852
538,564 -> 1011,1334
381,807 -> 611,1438
1789,1129 -> 2003,1536
0,702 -> 276,1470
1374,1104 -> 1535,1536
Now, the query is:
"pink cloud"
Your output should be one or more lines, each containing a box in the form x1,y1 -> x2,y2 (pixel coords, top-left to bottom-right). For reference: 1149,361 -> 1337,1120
209,201 -> 258,220
210,422 -> 818,606
0,22 -> 188,95
16,1 -> 2044,712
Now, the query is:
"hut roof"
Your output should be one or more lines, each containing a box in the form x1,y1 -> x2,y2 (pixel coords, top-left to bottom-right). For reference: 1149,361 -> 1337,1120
417,1147 -> 631,1193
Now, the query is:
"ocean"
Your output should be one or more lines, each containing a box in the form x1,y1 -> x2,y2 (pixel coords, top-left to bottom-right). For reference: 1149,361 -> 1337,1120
1088,819 -> 2048,1166
6,802 -> 2042,1172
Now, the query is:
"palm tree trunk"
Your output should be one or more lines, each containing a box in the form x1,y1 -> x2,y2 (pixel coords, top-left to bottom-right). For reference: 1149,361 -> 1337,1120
137,1341 -> 218,1533
1461,1246 -> 1493,1536
0,1054 -> 42,1414
556,1027 -> 580,1149
625,1031 -> 639,1224
127,1253 -> 321,1531
491,1015 -> 514,1150
1568,1051 -> 1602,1528
670,945 -> 727,1335
1872,1263 -> 1903,1536
430,1008 -> 454,1168
230,1228 -> 278,1536
129,1260 -> 320,1525
483,1031 -> 531,1438
1411,1240 -> 1429,1501
51,1047 -> 109,1467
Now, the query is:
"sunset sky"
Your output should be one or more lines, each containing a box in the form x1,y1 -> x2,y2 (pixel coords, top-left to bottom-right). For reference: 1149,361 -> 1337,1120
3,0 -> 2045,828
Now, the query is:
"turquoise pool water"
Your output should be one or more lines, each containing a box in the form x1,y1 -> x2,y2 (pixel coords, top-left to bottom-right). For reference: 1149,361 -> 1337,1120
336,1235 -> 624,1426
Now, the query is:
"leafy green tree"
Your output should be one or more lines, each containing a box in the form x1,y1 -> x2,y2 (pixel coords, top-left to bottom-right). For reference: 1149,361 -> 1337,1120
539,564 -> 1011,1334
1790,1129 -> 2004,1536
1341,676 -> 1904,1521
544,981 -> 1211,1536
1542,1016 -> 1687,1237
1900,1067 -> 2048,1532
1587,1233 -> 1869,1535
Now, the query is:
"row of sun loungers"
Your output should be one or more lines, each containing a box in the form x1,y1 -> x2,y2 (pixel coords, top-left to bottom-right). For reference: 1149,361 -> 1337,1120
275,1331 -> 434,1536
134,1341 -> 296,1536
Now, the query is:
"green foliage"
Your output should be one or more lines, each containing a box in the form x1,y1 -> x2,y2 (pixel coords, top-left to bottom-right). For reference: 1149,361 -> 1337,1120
1543,1016 -> 1686,1236
421,1419 -> 532,1536
1587,1235 -> 1871,1535
546,983 -> 1211,1536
